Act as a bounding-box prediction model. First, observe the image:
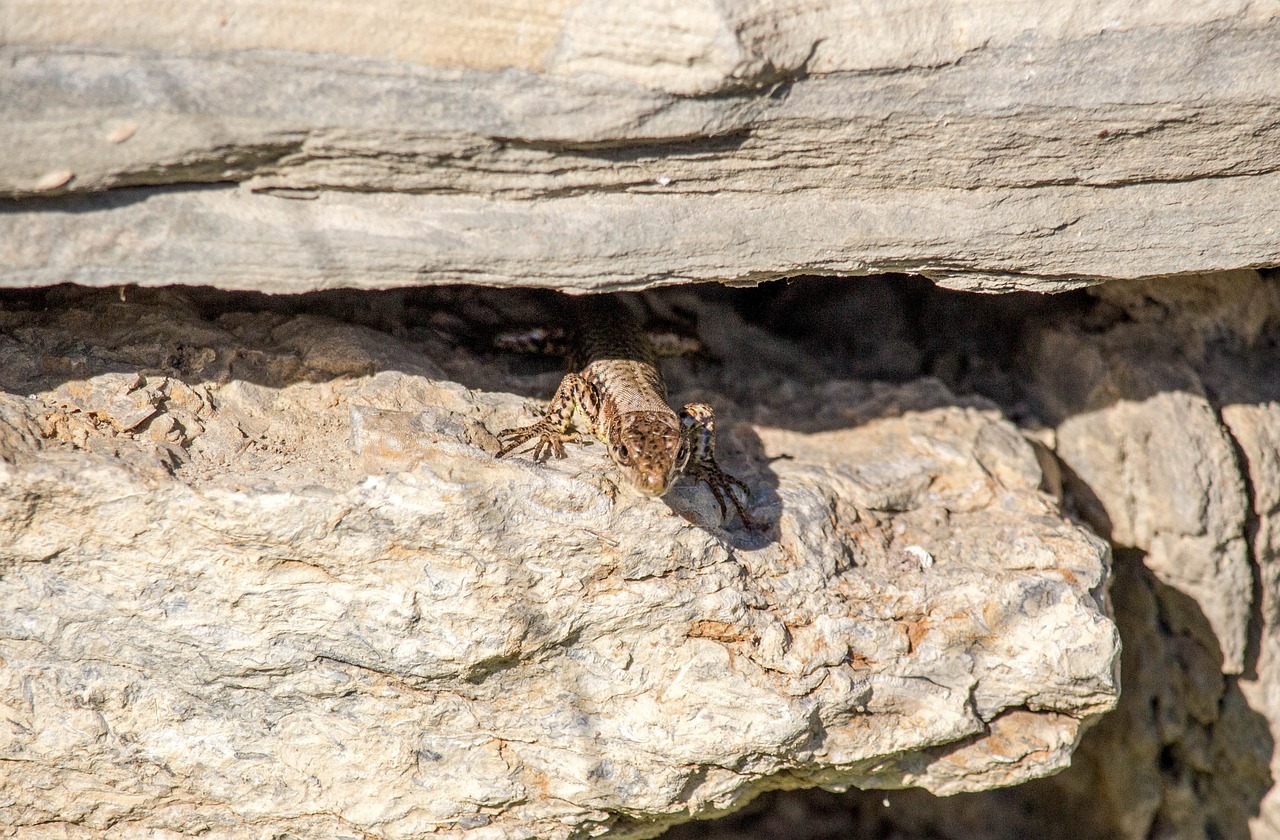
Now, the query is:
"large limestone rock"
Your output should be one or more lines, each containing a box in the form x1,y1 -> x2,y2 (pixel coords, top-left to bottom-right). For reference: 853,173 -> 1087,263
2,2 -> 1279,293
0,287 -> 1118,838
1226,402 -> 1280,836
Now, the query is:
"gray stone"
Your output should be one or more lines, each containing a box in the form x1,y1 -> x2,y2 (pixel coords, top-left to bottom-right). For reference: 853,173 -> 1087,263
1026,277 -> 1258,673
1,3 -> 1278,293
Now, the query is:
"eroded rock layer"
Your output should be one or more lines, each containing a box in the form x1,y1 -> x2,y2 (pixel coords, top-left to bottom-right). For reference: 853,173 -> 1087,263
2,2 -> 1278,292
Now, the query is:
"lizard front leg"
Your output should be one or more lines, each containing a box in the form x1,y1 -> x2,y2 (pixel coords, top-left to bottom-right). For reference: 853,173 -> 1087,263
679,402 -> 757,528
496,372 -> 600,461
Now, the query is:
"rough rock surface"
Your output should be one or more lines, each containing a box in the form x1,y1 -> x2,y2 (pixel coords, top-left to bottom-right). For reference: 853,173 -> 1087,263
0,287 -> 1117,838
2,2 -> 1279,292
1024,275 -> 1266,674
651,270 -> 1280,840
1228,402 -> 1280,836
1056,273 -> 1280,839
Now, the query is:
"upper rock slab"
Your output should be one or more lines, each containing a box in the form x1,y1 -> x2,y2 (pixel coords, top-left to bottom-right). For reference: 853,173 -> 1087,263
5,0 -> 1271,94
1,1 -> 1278,292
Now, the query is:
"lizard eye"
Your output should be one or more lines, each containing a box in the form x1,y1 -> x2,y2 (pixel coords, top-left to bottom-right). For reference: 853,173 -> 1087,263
616,443 -> 632,464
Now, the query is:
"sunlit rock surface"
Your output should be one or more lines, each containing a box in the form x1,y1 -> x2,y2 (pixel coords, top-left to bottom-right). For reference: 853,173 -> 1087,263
0,288 -> 1118,838
2,2 -> 1278,292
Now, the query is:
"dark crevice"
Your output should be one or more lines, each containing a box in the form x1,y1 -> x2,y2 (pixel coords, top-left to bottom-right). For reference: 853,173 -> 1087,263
0,140 -> 306,201
495,129 -> 754,160
0,181 -> 238,211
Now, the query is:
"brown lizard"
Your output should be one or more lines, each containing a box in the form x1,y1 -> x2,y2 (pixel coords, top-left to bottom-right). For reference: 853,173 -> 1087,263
495,295 -> 755,527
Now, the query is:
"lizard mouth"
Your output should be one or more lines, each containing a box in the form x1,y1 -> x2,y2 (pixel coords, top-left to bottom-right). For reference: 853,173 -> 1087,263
628,471 -> 673,498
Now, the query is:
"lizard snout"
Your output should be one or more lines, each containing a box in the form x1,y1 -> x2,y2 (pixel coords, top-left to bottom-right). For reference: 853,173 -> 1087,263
630,470 -> 673,497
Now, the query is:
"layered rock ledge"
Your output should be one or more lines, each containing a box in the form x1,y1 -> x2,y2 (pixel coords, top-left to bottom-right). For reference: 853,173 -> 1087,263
8,1 -> 1280,835
2,1 -> 1279,293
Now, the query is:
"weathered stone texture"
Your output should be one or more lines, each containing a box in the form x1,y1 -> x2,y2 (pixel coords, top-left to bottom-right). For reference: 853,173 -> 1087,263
1227,402 -> 1280,835
656,270 -> 1280,840
8,273 -> 1280,838
1,2 -> 1278,292
1024,272 -> 1280,676
1014,272 -> 1280,839
3,0 -> 1280,833
1029,330 -> 1253,673
0,287 -> 1117,838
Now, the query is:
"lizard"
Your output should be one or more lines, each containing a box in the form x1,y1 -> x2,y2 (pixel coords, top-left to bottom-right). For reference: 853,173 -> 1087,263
494,294 -> 756,528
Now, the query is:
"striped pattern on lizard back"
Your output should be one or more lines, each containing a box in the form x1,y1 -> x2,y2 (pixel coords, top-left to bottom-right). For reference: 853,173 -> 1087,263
495,295 -> 755,527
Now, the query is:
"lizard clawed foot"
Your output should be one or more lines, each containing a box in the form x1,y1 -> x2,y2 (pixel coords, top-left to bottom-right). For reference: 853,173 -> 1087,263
496,420 -> 582,461
685,462 -> 760,530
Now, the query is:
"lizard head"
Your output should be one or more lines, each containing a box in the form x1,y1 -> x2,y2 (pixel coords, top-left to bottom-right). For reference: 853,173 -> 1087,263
610,412 -> 690,497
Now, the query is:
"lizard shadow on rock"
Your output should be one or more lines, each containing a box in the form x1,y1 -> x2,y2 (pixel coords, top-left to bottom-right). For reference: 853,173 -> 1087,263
457,287 -> 788,546
659,421 -> 780,551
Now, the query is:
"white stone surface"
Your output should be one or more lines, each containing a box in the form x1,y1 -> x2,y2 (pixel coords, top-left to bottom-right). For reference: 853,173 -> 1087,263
0,289 -> 1118,838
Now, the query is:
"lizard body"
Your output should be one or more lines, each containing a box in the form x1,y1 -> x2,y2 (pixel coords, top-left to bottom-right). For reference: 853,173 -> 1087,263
495,296 -> 754,526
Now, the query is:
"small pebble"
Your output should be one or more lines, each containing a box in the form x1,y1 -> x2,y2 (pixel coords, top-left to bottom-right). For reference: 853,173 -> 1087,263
33,169 -> 73,191
105,122 -> 139,143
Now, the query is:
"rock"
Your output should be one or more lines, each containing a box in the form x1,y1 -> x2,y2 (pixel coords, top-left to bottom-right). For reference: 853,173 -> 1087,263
680,552 -> 1273,840
1053,387 -> 1250,674
1208,403 -> 1280,835
49,371 -> 163,433
0,286 -> 1118,838
1026,277 -> 1257,673
933,269 -> 1280,839
1021,554 -> 1272,840
656,270 -> 1280,840
2,3 -> 1278,292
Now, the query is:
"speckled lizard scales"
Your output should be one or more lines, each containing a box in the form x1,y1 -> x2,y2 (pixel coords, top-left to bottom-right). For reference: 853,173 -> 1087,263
495,296 -> 754,527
